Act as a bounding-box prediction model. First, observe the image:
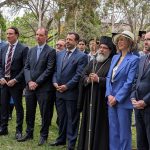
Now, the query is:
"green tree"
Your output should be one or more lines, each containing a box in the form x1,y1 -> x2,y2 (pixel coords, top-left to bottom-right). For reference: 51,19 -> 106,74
55,0 -> 101,40
102,0 -> 150,34
0,13 -> 6,40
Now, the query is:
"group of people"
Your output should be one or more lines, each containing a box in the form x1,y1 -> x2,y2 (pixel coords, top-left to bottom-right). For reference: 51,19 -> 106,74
0,26 -> 150,150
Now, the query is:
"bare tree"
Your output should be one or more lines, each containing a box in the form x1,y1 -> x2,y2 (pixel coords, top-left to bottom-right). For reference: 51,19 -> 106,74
101,0 -> 150,34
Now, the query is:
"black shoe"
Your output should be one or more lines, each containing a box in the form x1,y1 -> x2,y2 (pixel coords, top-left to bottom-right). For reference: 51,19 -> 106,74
15,132 -> 22,140
49,141 -> 66,146
17,133 -> 33,142
0,129 -> 8,136
38,137 -> 47,146
67,148 -> 74,150
66,146 -> 75,150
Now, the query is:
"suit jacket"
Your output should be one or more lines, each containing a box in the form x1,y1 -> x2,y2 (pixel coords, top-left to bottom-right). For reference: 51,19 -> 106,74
106,52 -> 139,109
0,41 -> 7,89
0,41 -> 7,49
0,42 -> 29,87
53,48 -> 88,100
130,55 -> 150,105
24,44 -> 56,92
84,50 -> 89,54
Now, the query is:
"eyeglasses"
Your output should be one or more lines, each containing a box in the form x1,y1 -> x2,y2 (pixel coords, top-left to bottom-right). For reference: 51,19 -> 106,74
56,44 -> 63,47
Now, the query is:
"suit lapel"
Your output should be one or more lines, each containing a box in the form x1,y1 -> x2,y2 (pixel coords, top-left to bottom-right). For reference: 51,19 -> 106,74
109,54 -> 121,77
36,45 -> 46,65
33,46 -> 38,68
142,61 -> 150,78
136,56 -> 147,88
139,56 -> 147,77
114,53 -> 130,78
3,45 -> 8,66
11,42 -> 20,63
60,51 -> 66,72
34,44 -> 48,68
61,49 -> 77,71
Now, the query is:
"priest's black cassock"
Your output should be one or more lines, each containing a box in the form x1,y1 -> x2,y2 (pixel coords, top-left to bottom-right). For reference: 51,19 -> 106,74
77,58 -> 112,150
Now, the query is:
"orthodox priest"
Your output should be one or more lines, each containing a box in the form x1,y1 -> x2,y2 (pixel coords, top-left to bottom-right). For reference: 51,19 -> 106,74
77,36 -> 116,150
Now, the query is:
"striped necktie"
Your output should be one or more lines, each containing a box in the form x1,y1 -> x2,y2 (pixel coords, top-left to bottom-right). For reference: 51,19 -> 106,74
62,51 -> 72,68
5,45 -> 14,77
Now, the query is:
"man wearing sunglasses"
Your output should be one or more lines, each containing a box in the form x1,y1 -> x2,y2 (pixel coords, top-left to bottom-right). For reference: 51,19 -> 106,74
56,39 -> 66,52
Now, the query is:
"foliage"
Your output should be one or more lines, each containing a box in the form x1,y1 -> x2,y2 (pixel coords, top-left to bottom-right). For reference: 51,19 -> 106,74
102,0 -> 150,35
1,0 -> 150,43
56,0 -> 101,41
0,13 -> 6,39
0,100 -> 66,150
0,100 -> 137,149
7,12 -> 36,46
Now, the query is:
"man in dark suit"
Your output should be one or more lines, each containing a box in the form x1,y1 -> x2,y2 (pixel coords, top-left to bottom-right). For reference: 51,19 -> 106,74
0,39 -> 7,125
0,27 -> 28,139
0,40 -> 7,49
78,39 -> 89,54
131,32 -> 150,150
50,32 -> 88,150
18,27 -> 56,146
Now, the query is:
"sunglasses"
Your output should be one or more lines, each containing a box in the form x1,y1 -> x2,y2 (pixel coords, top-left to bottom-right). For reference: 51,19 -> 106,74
56,44 -> 63,47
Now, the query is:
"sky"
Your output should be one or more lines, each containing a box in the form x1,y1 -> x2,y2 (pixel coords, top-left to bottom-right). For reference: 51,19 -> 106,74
1,2 -> 25,21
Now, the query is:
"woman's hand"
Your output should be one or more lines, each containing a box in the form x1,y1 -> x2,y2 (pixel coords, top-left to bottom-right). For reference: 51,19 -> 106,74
108,95 -> 117,107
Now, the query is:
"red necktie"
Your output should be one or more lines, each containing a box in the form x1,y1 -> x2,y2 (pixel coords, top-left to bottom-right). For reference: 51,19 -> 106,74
5,45 -> 14,77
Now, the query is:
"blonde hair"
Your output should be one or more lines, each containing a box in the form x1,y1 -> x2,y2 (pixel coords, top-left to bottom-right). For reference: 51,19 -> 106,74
116,36 -> 135,52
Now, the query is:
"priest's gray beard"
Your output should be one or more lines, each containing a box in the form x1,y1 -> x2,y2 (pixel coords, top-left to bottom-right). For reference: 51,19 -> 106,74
96,53 -> 109,62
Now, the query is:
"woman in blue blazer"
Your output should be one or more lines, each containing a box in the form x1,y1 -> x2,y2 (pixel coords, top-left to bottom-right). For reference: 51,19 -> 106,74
106,31 -> 139,150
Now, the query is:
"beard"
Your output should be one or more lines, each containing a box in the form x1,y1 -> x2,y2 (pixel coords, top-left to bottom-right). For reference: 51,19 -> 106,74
96,53 -> 109,62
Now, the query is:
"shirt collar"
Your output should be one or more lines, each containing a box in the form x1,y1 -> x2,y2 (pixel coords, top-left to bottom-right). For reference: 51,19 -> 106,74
8,40 -> 18,47
66,47 -> 76,53
38,43 -> 46,50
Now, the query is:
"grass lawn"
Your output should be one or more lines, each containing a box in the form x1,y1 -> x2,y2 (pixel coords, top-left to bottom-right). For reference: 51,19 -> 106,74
0,98 -> 137,150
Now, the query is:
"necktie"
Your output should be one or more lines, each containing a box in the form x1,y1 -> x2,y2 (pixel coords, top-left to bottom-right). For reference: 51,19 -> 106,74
144,54 -> 150,72
62,51 -> 72,69
37,47 -> 42,61
5,45 -> 14,77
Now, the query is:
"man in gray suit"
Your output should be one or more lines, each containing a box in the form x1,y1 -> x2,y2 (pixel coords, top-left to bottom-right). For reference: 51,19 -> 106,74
0,27 -> 28,139
131,32 -> 150,150
18,27 -> 56,146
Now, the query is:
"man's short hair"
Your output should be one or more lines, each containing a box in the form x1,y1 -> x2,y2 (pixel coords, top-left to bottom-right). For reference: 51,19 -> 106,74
68,32 -> 80,42
79,39 -> 87,45
8,26 -> 19,37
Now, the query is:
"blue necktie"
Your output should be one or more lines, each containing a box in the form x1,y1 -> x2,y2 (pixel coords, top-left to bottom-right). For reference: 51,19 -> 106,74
37,47 -> 42,61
